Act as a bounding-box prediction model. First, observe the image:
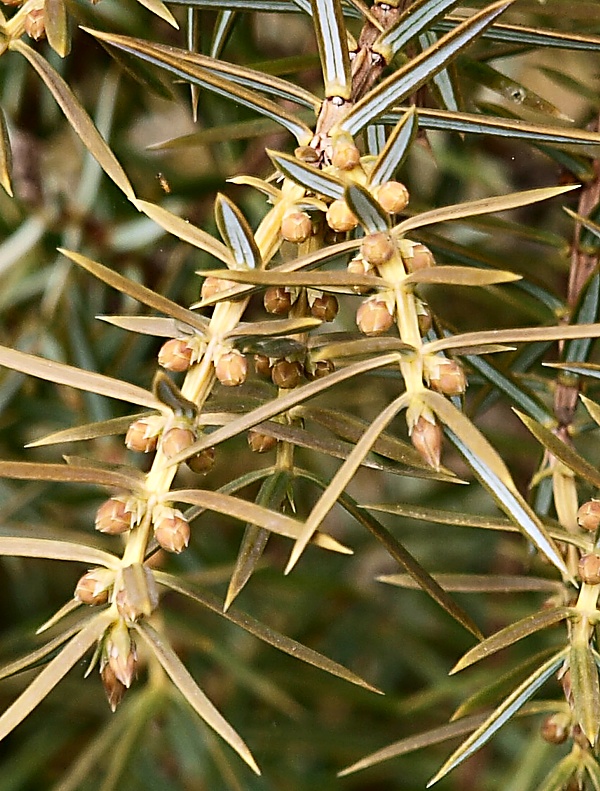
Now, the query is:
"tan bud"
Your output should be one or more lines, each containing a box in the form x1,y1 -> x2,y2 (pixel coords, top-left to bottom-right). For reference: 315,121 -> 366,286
376,181 -> 409,214
24,8 -> 45,39
95,497 -> 134,535
105,620 -> 137,688
215,349 -> 248,387
577,500 -> 600,532
332,140 -> 360,171
540,713 -> 570,745
356,298 -> 394,336
200,276 -> 237,301
158,338 -> 193,372
410,415 -> 442,469
125,418 -> 160,453
153,507 -> 190,553
75,569 -> 114,605
347,255 -> 374,294
326,200 -> 358,233
271,359 -> 303,389
401,241 -> 435,272
161,426 -> 195,459
281,212 -> 312,244
426,357 -> 467,396
101,662 -> 127,712
306,359 -> 335,379
248,430 -> 278,453
310,294 -> 339,322
254,354 -> 273,378
264,286 -> 294,315
579,553 -> 600,585
361,232 -> 395,267
187,447 -> 216,474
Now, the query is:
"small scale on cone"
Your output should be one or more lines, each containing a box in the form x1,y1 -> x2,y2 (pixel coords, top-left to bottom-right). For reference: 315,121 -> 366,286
272,359 -> 303,389
125,417 -> 160,453
161,426 -> 195,459
101,663 -> 127,712
187,447 -> 216,474
356,298 -> 394,336
401,241 -> 435,272
307,359 -> 335,379
158,338 -> 193,372
254,354 -> 272,378
332,140 -> 361,171
426,357 -> 467,396
281,212 -> 312,244
95,497 -> 134,535
578,500 -> 600,532
377,181 -> 409,214
75,569 -> 113,605
25,8 -> 45,39
410,415 -> 442,469
579,553 -> 600,585
540,714 -> 570,745
361,233 -> 395,267
310,294 -> 338,322
154,507 -> 190,553
326,200 -> 358,233
264,286 -> 294,315
248,430 -> 278,453
216,350 -> 248,387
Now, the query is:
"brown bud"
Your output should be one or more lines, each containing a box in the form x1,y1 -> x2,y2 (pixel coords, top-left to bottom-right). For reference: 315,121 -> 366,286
24,8 -> 45,39
347,255 -> 374,294
377,181 -> 409,214
426,357 -> 467,396
281,212 -> 312,244
254,354 -> 273,378
105,621 -> 137,688
201,276 -> 237,302
0,0 -> 24,6
187,447 -> 216,474
215,350 -> 248,387
579,553 -> 600,585
572,724 -> 591,751
326,200 -> 358,233
185,448 -> 216,475
332,140 -> 360,171
310,294 -> 339,322
75,569 -> 113,605
95,497 -> 134,535
307,359 -> 335,379
361,233 -> 395,267
158,338 -> 193,372
578,500 -> 600,532
401,241 -> 435,272
101,662 -> 127,712
125,417 -> 160,453
161,426 -> 195,459
153,507 -> 190,553
248,430 -> 278,453
410,415 -> 442,469
356,298 -> 394,336
264,286 -> 294,315
272,359 -> 303,389
540,714 -> 570,745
